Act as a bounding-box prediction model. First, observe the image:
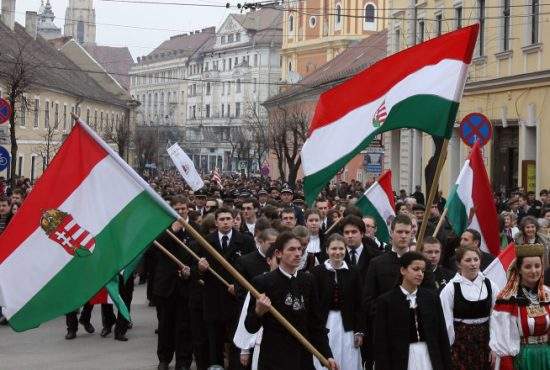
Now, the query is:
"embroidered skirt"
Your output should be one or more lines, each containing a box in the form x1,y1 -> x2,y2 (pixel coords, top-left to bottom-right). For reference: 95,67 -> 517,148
514,343 -> 550,370
452,321 -> 491,370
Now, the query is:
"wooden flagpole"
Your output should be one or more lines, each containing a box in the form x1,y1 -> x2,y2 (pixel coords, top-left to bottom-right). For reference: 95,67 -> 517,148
153,241 -> 187,269
432,207 -> 448,237
417,139 -> 449,251
179,218 -> 331,368
165,229 -> 230,288
323,216 -> 342,235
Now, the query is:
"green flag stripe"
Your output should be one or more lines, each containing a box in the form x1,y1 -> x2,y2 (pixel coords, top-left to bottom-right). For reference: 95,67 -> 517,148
9,192 -> 174,332
445,184 -> 468,236
304,95 -> 459,205
355,195 -> 390,244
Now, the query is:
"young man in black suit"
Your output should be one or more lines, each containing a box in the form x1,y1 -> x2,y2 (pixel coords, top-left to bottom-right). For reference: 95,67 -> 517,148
341,215 -> 382,281
421,236 -> 454,292
446,228 -> 495,272
197,207 -> 256,370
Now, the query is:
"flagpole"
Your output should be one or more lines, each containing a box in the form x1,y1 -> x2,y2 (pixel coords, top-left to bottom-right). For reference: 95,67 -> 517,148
180,218 -> 331,368
153,241 -> 187,270
324,216 -> 342,235
432,208 -> 448,237
417,139 -> 449,251
165,229 -> 230,288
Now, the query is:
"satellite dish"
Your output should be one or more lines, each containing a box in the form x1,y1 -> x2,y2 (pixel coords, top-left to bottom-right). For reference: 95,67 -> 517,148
288,71 -> 302,84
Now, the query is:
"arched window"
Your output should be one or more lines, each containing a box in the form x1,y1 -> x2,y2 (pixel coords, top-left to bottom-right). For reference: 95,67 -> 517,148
77,20 -> 85,44
288,61 -> 292,72
288,15 -> 294,32
336,4 -> 342,24
365,4 -> 375,23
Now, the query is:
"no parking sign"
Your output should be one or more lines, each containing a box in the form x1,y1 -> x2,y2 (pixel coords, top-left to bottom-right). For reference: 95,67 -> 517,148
459,113 -> 492,147
0,98 -> 12,125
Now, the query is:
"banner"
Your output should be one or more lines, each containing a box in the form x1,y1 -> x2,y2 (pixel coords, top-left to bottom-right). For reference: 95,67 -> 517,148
167,143 -> 204,191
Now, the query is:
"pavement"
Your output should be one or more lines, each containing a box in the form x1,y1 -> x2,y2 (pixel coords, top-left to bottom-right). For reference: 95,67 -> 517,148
0,284 -> 172,370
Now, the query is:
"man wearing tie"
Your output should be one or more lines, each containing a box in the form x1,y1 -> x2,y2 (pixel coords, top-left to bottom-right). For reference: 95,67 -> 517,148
197,207 -> 255,370
315,198 -> 330,234
341,216 -> 381,280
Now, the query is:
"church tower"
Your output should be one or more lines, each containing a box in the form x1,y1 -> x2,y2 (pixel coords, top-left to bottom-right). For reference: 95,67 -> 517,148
64,0 -> 96,45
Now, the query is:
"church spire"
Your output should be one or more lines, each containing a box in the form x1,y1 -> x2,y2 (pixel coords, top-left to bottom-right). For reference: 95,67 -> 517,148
64,0 -> 96,45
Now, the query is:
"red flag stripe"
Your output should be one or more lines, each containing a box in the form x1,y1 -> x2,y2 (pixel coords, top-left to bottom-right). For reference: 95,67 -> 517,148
0,124 -> 107,263
308,24 -> 479,134
377,170 -> 396,211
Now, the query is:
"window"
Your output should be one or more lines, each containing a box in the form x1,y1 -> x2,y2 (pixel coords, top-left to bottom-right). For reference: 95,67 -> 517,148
221,104 -> 225,117
228,34 -> 234,43
204,62 -> 209,71
394,28 -> 401,52
502,0 -> 510,50
100,111 -> 103,130
455,6 -> 462,29
63,105 -> 67,130
227,104 -> 231,117
234,57 -> 238,66
17,155 -> 23,177
93,110 -> 97,128
309,16 -> 316,28
253,77 -> 257,92
530,0 -> 539,44
221,35 -> 226,44
44,101 -> 49,128
288,15 -> 294,32
77,21 -> 85,44
33,99 -> 39,128
235,103 -> 241,117
364,4 -> 375,23
254,54 -> 258,67
478,0 -> 485,56
335,4 -> 342,25
288,61 -> 292,72
418,19 -> 425,43
222,59 -> 226,71
205,104 -> 210,118
206,82 -> 211,95
31,156 -> 36,182
55,103 -> 59,127
236,33 -> 241,41
192,105 -> 196,119
236,79 -> 242,93
436,14 -> 442,36
20,101 -> 26,126
229,58 -> 232,70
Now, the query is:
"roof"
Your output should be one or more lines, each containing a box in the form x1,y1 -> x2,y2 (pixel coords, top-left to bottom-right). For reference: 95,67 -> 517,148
264,30 -> 388,105
232,8 -> 282,31
141,27 -> 215,64
0,22 -> 127,107
83,44 -> 134,90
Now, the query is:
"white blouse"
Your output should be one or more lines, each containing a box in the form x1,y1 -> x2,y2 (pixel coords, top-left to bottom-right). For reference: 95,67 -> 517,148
439,272 -> 499,345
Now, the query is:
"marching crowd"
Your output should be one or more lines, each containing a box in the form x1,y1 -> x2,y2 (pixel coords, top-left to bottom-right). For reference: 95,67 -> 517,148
1,172 -> 550,370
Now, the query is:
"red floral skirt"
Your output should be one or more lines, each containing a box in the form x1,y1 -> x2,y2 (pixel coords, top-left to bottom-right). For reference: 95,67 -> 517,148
451,321 -> 491,370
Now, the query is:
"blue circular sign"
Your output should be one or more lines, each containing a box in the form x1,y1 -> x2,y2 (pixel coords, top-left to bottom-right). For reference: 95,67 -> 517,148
459,113 -> 492,147
0,146 -> 10,171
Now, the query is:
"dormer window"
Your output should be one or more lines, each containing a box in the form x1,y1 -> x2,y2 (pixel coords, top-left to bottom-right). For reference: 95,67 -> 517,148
221,35 -> 226,44
228,34 -> 234,43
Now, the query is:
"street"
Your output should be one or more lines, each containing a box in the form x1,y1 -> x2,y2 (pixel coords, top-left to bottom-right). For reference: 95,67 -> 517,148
0,284 -> 165,370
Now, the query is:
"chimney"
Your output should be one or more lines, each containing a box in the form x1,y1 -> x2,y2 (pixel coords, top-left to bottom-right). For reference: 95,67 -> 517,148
1,0 -> 15,31
25,11 -> 37,38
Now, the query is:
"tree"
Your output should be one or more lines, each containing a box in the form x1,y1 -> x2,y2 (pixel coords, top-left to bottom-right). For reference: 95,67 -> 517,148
133,126 -> 160,175
267,105 -> 309,187
34,116 -> 62,169
0,37 -> 40,186
102,115 -> 132,160
242,101 -> 270,173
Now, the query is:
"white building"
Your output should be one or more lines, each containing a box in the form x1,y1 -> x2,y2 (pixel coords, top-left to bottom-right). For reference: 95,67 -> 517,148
185,8 -> 282,173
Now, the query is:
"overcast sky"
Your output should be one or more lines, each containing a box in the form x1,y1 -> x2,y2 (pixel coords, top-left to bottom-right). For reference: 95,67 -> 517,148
15,0 -> 233,60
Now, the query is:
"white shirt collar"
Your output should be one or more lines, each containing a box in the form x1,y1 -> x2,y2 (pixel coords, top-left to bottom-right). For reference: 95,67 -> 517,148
324,259 -> 349,271
347,243 -> 363,257
218,230 -> 233,245
278,266 -> 298,279
399,286 -> 418,308
256,243 -> 266,258
451,271 -> 486,285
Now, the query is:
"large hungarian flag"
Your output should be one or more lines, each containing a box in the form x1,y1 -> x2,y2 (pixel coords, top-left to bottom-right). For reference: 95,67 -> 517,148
355,171 -> 395,244
301,24 -> 479,205
0,121 -> 177,331
446,141 -> 500,256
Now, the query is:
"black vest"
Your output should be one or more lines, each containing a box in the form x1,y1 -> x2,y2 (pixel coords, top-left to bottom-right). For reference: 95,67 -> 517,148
453,279 -> 492,320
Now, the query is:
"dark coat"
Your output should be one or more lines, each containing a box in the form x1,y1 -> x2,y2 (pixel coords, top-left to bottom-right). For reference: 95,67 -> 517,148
152,227 -> 195,298
311,264 -> 365,333
245,269 -> 332,370
235,249 -> 270,301
344,238 -> 382,284
374,287 -> 452,370
433,266 -> 454,292
199,230 -> 255,321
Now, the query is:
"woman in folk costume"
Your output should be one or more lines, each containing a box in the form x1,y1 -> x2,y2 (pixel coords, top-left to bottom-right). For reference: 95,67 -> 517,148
489,243 -> 550,370
374,252 -> 451,370
439,246 -> 500,370
311,234 -> 363,370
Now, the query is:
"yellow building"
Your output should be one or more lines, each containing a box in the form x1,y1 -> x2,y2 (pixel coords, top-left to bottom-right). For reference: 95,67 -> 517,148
385,0 -> 549,196
281,0 -> 387,82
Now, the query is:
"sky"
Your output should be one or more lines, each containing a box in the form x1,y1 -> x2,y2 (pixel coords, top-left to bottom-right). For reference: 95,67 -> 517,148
15,0 -> 234,60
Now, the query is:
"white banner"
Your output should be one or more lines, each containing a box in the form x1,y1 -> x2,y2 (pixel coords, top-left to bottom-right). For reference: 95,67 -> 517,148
167,143 -> 204,191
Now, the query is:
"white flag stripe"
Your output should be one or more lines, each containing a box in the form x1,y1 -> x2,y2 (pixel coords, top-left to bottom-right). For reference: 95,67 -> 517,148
65,219 -> 77,231
0,156 -> 143,317
167,143 -> 204,191
365,183 -> 395,224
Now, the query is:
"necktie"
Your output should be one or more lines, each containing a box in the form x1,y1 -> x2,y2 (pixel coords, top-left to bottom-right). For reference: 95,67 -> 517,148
222,235 -> 229,250
350,249 -> 357,266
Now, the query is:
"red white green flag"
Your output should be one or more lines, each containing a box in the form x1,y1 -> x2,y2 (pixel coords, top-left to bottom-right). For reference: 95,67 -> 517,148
301,25 -> 479,205
0,121 -> 177,331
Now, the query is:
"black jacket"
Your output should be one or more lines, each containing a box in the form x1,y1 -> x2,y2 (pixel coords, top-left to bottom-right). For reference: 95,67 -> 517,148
245,269 -> 332,370
343,238 -> 382,284
235,248 -> 270,301
311,264 -> 364,333
199,230 -> 255,321
374,287 -> 452,370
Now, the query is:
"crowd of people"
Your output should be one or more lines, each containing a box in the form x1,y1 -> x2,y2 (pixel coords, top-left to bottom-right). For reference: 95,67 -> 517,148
1,171 -> 549,370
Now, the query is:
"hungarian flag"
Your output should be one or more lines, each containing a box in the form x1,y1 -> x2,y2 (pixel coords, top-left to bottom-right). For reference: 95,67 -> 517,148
355,171 -> 395,244
301,24 -> 479,205
0,121 -> 177,331
446,141 -> 500,256
483,243 -> 516,290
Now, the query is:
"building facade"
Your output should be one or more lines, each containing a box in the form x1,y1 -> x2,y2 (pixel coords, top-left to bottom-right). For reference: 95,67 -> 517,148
185,8 -> 282,173
281,0 -> 387,82
64,0 -> 96,44
37,0 -> 62,40
385,0 -> 549,196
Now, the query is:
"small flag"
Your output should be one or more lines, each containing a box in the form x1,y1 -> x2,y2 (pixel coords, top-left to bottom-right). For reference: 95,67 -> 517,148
211,168 -> 223,189
483,243 -> 516,290
167,143 -> 204,191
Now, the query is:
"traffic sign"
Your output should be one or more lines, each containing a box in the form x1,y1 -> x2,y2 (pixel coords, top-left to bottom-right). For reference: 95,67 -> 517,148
0,98 -> 12,125
459,113 -> 492,147
0,146 -> 10,172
